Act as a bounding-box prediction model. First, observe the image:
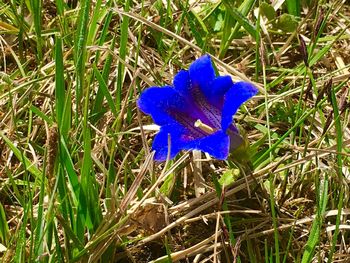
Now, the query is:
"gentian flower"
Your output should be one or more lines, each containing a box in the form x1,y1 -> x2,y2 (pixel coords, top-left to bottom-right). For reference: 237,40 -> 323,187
137,55 -> 258,161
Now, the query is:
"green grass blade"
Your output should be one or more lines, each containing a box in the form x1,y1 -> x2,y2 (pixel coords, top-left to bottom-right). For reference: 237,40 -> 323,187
55,0 -> 64,15
329,84 -> 343,176
0,132 -> 42,178
74,0 -> 91,117
186,8 -> 208,48
30,0 -> 43,60
301,176 -> 328,263
14,201 -> 29,262
285,0 -> 301,17
91,13 -> 114,123
53,226 -> 65,261
327,188 -> 344,263
116,0 -> 131,113
213,176 -> 239,260
220,0 -> 256,57
58,138 -> 80,204
253,109 -> 314,168
33,165 -> 46,259
93,64 -> 118,118
30,105 -> 53,125
55,36 -> 65,129
0,203 -> 10,245
269,175 -> 280,263
86,0 -> 104,46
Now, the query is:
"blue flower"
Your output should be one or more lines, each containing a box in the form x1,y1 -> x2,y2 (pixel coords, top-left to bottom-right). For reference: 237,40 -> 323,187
137,55 -> 258,161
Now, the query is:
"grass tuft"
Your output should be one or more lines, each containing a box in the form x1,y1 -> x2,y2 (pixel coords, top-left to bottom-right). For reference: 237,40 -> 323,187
0,1 -> 349,262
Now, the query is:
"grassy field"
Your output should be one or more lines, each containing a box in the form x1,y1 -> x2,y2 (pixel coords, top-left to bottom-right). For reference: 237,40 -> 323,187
0,0 -> 350,262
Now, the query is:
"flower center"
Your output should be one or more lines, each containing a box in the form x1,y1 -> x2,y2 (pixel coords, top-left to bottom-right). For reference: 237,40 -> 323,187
194,119 -> 215,134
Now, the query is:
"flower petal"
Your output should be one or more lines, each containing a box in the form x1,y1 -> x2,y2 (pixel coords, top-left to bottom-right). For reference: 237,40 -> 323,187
173,70 -> 190,96
208,76 -> 234,108
152,125 -> 184,161
138,87 -> 216,140
137,86 -> 186,126
221,81 -> 258,131
173,56 -> 234,130
173,67 -> 222,130
184,131 -> 230,160
185,56 -> 233,106
174,69 -> 233,110
189,55 -> 215,94
152,126 -> 230,161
